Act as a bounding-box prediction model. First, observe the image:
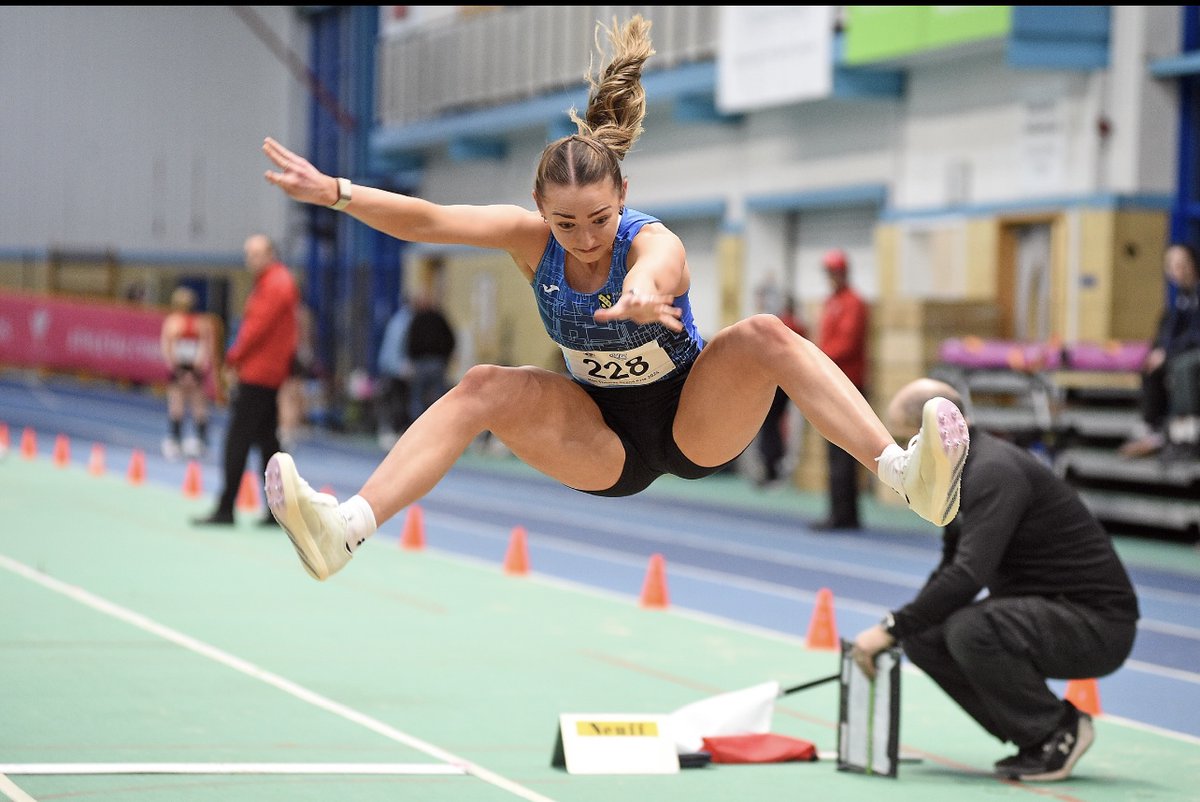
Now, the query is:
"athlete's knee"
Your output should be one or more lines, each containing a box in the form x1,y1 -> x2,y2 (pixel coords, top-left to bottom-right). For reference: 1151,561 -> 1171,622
719,314 -> 804,363
456,363 -> 522,395
451,365 -> 537,419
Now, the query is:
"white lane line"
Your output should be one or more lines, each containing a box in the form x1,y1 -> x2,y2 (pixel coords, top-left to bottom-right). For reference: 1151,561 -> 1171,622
1122,658 -> 1200,686
0,764 -> 464,775
0,553 -> 557,802
0,774 -> 37,802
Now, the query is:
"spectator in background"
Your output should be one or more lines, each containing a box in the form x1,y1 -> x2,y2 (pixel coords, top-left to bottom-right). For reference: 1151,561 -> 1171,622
853,377 -> 1138,782
757,294 -> 808,488
376,298 -> 414,450
1119,243 -> 1200,459
812,249 -> 869,530
405,290 -> 457,423
193,234 -> 298,526
160,285 -> 216,460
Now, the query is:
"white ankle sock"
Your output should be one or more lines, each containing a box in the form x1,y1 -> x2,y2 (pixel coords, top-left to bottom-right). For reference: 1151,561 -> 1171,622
338,495 -> 378,552
875,443 -> 907,496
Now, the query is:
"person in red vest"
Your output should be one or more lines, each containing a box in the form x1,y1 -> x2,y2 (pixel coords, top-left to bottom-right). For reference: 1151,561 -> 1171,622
160,285 -> 216,460
812,249 -> 869,531
193,234 -> 298,526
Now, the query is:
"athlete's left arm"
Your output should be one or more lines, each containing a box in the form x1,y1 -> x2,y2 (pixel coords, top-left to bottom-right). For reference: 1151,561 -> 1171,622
593,223 -> 690,332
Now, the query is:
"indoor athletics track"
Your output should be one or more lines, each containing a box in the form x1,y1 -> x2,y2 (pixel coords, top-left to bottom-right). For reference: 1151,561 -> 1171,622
2,372 -> 1198,801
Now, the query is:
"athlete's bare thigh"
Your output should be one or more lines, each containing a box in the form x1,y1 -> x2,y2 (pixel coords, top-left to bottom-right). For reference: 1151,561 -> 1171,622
672,316 -> 794,467
482,365 -> 627,492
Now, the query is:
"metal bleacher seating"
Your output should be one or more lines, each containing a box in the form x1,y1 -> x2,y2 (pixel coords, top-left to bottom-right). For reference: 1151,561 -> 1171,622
934,337 -> 1200,541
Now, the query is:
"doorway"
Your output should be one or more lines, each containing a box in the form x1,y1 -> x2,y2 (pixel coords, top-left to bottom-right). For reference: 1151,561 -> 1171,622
998,217 -> 1058,341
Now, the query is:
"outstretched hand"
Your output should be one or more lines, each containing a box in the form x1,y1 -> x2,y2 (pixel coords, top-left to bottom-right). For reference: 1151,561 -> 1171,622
593,289 -> 684,333
262,137 -> 338,207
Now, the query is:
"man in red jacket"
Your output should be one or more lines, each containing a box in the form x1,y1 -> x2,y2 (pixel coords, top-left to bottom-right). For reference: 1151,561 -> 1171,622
194,234 -> 298,525
812,249 -> 869,531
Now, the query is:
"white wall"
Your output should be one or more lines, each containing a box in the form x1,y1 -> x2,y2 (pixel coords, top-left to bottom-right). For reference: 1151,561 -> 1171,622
0,6 -> 307,261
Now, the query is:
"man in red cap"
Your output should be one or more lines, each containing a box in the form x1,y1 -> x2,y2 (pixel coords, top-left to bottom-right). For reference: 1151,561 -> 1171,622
813,248 -> 869,530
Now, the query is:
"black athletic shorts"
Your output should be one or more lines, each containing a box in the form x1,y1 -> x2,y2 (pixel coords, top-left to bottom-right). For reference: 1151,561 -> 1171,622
171,364 -> 202,383
577,364 -> 740,497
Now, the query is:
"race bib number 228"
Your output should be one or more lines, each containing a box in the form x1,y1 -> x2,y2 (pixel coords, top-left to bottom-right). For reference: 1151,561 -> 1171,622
561,340 -> 676,387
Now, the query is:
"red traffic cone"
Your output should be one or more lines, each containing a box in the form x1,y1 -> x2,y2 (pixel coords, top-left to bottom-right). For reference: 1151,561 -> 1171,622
127,449 -> 146,485
400,504 -> 425,550
87,443 -> 106,476
504,526 -> 530,576
53,434 -> 70,468
0,422 -> 10,455
1065,678 -> 1102,716
236,470 -> 261,512
805,588 -> 839,650
20,427 -> 37,460
182,460 -> 203,498
640,553 -> 670,609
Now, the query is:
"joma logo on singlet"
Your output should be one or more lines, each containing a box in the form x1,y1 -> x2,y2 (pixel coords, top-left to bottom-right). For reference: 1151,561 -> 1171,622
541,283 -> 560,294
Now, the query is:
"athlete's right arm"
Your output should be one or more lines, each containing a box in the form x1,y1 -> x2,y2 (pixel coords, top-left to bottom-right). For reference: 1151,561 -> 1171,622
262,137 -> 545,262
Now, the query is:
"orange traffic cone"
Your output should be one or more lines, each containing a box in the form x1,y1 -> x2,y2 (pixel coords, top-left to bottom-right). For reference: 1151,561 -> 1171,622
1065,678 -> 1102,716
640,553 -> 670,609
400,504 -> 425,550
20,427 -> 37,460
236,470 -> 261,512
87,443 -> 106,476
127,449 -> 146,485
504,526 -> 530,575
53,434 -> 70,468
182,460 -> 203,498
805,588 -> 839,650
0,422 -> 9,454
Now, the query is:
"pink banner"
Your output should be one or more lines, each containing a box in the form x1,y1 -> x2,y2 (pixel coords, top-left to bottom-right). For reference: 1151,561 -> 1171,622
0,290 -> 171,384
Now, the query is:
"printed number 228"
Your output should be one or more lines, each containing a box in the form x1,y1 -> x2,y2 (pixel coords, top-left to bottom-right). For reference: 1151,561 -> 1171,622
583,355 -> 650,381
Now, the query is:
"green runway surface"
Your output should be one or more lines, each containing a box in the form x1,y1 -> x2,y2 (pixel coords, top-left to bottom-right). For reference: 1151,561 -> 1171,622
3,460 -> 1199,801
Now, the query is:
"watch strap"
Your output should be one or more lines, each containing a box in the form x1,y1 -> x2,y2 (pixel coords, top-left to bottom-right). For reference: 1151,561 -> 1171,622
329,177 -> 352,211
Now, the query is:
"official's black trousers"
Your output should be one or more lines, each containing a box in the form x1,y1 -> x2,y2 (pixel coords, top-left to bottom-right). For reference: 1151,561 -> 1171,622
900,596 -> 1136,748
825,441 -> 860,527
215,382 -> 281,516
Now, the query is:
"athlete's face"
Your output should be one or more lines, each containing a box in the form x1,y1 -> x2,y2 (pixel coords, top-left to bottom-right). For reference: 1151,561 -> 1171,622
536,180 -> 626,268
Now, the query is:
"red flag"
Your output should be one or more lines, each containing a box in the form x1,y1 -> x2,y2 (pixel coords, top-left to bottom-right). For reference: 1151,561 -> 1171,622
702,733 -> 817,764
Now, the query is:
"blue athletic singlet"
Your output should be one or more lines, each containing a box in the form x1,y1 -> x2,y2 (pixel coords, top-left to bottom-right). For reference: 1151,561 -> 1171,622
531,208 -> 705,388
527,209 -> 735,496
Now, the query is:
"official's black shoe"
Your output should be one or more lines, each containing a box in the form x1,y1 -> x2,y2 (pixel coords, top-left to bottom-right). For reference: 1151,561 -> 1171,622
810,519 -> 859,532
993,744 -> 1040,773
997,702 -> 1094,782
192,511 -> 235,526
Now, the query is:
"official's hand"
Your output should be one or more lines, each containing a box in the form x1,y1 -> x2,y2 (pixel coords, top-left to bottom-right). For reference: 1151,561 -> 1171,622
850,624 -> 895,681
262,137 -> 339,207
593,288 -> 684,332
